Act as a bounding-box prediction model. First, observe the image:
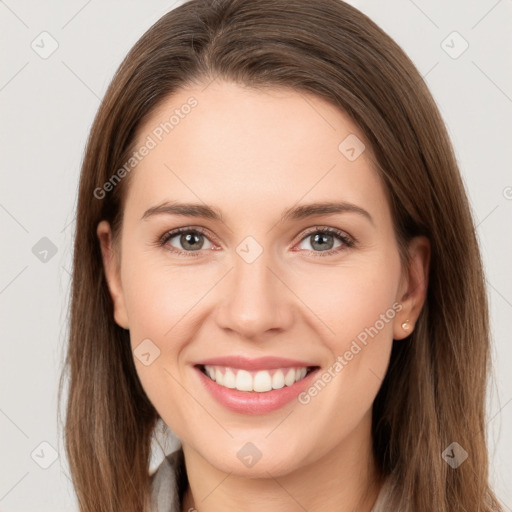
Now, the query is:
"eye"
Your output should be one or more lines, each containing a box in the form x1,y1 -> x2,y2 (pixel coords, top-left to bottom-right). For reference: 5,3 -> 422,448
158,227 -> 215,257
295,227 -> 354,257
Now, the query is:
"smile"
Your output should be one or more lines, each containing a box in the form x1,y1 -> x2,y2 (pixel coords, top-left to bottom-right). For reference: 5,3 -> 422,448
193,356 -> 321,414
200,365 -> 313,393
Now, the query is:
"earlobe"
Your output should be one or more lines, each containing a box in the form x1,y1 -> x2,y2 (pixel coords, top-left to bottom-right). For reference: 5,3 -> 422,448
394,236 -> 430,340
96,220 -> 129,329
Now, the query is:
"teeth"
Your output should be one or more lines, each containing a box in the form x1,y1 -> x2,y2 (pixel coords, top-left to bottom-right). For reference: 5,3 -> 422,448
235,369 -> 253,391
272,370 -> 285,389
223,368 -> 236,388
284,368 -> 296,386
203,365 -> 310,393
296,368 -> 307,381
254,370 -> 272,392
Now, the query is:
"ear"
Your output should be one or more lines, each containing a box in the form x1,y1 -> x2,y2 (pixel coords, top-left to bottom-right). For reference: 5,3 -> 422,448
393,236 -> 430,340
97,220 -> 129,329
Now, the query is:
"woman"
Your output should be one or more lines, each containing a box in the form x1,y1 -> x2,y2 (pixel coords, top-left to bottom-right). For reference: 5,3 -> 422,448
59,0 -> 505,510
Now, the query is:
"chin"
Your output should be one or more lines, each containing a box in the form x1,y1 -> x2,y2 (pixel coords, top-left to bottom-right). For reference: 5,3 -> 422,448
198,440 -> 307,478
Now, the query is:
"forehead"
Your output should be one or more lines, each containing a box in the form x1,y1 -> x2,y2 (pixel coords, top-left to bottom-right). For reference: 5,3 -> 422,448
123,80 -> 388,226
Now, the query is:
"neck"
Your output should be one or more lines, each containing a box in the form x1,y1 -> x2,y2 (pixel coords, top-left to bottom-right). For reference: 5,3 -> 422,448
180,413 -> 383,512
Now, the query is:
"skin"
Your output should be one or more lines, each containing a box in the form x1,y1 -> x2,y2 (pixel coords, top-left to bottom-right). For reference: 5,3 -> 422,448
97,80 -> 430,512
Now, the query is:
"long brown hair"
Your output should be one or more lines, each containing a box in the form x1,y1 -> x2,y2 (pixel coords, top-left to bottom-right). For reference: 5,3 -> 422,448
58,0 -> 504,510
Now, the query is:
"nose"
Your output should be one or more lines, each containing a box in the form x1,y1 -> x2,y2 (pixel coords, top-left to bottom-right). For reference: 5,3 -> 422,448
214,249 -> 295,340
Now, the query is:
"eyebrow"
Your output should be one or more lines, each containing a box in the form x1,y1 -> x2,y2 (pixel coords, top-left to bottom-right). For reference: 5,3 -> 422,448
141,200 -> 374,226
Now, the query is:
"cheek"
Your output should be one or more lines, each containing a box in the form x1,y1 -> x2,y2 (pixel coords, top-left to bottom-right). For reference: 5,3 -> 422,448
120,251 -> 218,408
290,258 -> 401,444
293,249 -> 401,420
295,254 -> 401,349
121,249 -> 209,341
120,253 -> 202,424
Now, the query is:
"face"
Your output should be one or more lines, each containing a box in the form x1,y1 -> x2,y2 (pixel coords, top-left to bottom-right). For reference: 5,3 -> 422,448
98,80 -> 429,478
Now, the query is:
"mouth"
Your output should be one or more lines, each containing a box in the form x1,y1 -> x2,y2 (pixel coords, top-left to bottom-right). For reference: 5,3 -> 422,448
191,355 -> 322,414
195,364 -> 319,393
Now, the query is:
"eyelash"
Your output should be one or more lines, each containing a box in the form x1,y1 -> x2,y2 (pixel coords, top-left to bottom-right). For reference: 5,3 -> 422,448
156,226 -> 356,258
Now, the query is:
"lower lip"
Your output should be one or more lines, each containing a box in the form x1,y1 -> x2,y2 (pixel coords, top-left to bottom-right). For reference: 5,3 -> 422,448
194,366 -> 320,415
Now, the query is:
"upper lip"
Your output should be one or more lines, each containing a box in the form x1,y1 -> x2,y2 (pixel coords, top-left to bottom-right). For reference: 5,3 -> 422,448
194,355 -> 318,371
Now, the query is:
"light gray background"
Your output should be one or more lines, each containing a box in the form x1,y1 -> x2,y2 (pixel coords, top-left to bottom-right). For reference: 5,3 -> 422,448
1,1 -> 511,510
